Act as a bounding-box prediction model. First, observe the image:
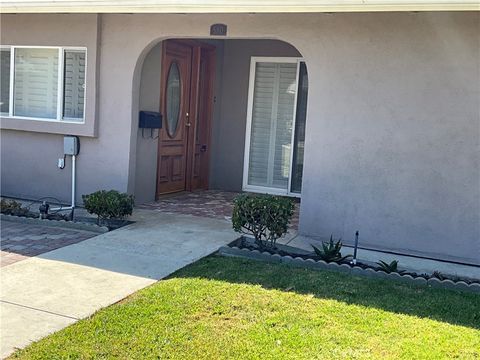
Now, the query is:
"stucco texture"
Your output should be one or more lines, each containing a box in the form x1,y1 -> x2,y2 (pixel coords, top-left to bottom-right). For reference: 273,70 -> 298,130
0,12 -> 479,264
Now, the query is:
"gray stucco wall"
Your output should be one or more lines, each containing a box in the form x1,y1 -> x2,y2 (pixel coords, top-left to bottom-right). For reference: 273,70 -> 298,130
0,14 -> 129,203
0,14 -> 100,137
134,43 -> 162,204
299,12 -> 480,265
1,12 -> 478,264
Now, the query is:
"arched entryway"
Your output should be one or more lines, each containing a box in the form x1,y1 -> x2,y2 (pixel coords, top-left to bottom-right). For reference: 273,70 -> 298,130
134,38 -> 308,203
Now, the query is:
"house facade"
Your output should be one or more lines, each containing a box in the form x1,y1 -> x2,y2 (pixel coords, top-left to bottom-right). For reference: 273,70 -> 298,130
1,2 -> 479,265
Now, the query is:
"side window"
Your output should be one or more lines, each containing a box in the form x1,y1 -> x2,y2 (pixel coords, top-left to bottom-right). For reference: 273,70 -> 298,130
0,46 -> 86,122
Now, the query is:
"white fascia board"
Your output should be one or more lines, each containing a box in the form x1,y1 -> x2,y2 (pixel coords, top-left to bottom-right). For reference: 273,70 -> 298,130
1,0 -> 479,13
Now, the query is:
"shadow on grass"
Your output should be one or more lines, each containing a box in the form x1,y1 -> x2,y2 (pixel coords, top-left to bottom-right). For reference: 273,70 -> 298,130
172,255 -> 480,330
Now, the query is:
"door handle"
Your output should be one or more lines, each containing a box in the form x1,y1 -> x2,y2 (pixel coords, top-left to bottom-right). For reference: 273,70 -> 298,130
200,145 -> 207,152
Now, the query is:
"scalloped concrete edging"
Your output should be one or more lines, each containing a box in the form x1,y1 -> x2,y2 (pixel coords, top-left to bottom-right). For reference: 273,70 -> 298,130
218,246 -> 480,294
0,213 -> 109,233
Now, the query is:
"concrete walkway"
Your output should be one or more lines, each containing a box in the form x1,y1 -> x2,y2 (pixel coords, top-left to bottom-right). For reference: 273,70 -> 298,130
0,210 -> 237,358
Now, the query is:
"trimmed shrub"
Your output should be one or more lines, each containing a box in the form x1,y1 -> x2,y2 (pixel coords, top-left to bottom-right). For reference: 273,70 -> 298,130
82,190 -> 134,224
232,193 -> 294,248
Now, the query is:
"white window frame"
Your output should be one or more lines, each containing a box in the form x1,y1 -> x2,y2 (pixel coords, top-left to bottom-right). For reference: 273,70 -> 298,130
242,56 -> 303,198
1,45 -> 87,123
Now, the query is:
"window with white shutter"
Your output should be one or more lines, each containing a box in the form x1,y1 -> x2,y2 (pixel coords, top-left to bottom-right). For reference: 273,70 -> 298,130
244,57 -> 308,196
0,46 -> 86,122
14,48 -> 59,119
0,49 -> 10,114
63,50 -> 86,120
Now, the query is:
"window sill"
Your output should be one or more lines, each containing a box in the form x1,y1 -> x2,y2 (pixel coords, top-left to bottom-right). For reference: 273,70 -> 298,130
1,115 -> 85,124
1,115 -> 96,137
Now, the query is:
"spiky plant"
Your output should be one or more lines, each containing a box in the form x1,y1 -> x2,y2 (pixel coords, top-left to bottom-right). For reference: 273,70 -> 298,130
311,235 -> 352,263
376,260 -> 405,274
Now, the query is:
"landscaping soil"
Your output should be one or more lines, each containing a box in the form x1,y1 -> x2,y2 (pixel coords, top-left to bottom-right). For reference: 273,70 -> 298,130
229,237 -> 480,285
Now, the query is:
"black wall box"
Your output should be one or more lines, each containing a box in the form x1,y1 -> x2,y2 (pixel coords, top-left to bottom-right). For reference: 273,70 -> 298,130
139,111 -> 162,129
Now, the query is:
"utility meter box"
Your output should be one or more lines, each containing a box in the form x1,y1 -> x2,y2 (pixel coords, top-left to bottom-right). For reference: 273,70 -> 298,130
64,136 -> 80,155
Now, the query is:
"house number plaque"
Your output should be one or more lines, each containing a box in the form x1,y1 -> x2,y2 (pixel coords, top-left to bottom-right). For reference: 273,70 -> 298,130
210,23 -> 227,36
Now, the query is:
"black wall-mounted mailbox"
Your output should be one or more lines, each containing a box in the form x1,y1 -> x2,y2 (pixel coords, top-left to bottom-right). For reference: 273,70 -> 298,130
139,111 -> 162,129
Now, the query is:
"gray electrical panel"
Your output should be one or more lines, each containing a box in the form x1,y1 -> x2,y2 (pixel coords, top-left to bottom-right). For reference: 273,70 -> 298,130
64,136 -> 80,155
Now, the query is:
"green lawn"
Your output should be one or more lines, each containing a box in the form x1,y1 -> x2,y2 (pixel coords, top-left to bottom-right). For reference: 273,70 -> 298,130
11,255 -> 480,360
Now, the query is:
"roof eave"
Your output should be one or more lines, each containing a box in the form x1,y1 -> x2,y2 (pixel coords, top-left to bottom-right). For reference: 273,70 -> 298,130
1,3 -> 479,13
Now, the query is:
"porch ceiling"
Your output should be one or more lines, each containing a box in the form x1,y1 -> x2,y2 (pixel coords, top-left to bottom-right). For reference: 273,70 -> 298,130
1,0 -> 478,13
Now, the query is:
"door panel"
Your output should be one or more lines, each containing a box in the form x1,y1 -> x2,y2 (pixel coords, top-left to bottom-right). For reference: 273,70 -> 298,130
156,41 -> 192,195
190,48 -> 215,191
156,40 -> 215,197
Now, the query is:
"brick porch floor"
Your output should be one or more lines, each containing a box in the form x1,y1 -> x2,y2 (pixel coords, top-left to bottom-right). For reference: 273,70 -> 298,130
138,190 -> 300,230
0,220 -> 98,267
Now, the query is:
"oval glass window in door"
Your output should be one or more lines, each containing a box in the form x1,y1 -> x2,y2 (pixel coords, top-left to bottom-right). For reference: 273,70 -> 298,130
166,62 -> 181,137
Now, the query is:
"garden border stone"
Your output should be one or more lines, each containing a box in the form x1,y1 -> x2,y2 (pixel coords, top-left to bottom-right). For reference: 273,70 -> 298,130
218,245 -> 480,294
0,213 -> 109,233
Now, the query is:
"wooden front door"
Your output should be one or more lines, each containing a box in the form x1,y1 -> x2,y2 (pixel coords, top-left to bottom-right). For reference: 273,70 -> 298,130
156,40 -> 215,197
189,47 -> 216,191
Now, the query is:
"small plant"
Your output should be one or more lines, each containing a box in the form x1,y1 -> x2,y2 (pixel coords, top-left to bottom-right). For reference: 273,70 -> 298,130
0,198 -> 28,216
432,271 -> 445,280
82,190 -> 134,225
232,193 -> 294,248
311,235 -> 352,263
376,260 -> 405,274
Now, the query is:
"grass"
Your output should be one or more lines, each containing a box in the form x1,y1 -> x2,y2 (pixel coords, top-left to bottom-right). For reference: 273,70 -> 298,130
11,255 -> 480,359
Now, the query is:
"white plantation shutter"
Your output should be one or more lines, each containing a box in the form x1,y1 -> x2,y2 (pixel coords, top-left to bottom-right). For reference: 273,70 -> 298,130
63,50 -> 85,120
248,62 -> 297,190
0,49 -> 10,114
0,49 -> 11,113
14,48 -> 58,119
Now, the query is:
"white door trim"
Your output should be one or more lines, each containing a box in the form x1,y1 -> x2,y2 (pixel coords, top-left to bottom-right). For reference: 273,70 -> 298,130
242,56 -> 303,198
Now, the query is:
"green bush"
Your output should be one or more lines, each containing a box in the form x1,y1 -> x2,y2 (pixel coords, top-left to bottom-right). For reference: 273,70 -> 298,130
232,193 -> 294,248
82,190 -> 134,224
0,198 -> 28,216
312,235 -> 352,263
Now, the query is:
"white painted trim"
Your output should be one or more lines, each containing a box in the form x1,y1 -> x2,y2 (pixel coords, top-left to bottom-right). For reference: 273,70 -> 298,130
2,45 -> 87,124
8,47 -> 14,117
0,115 -> 84,124
244,184 -> 301,198
249,57 -> 300,64
1,1 -> 478,13
242,56 -> 304,197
